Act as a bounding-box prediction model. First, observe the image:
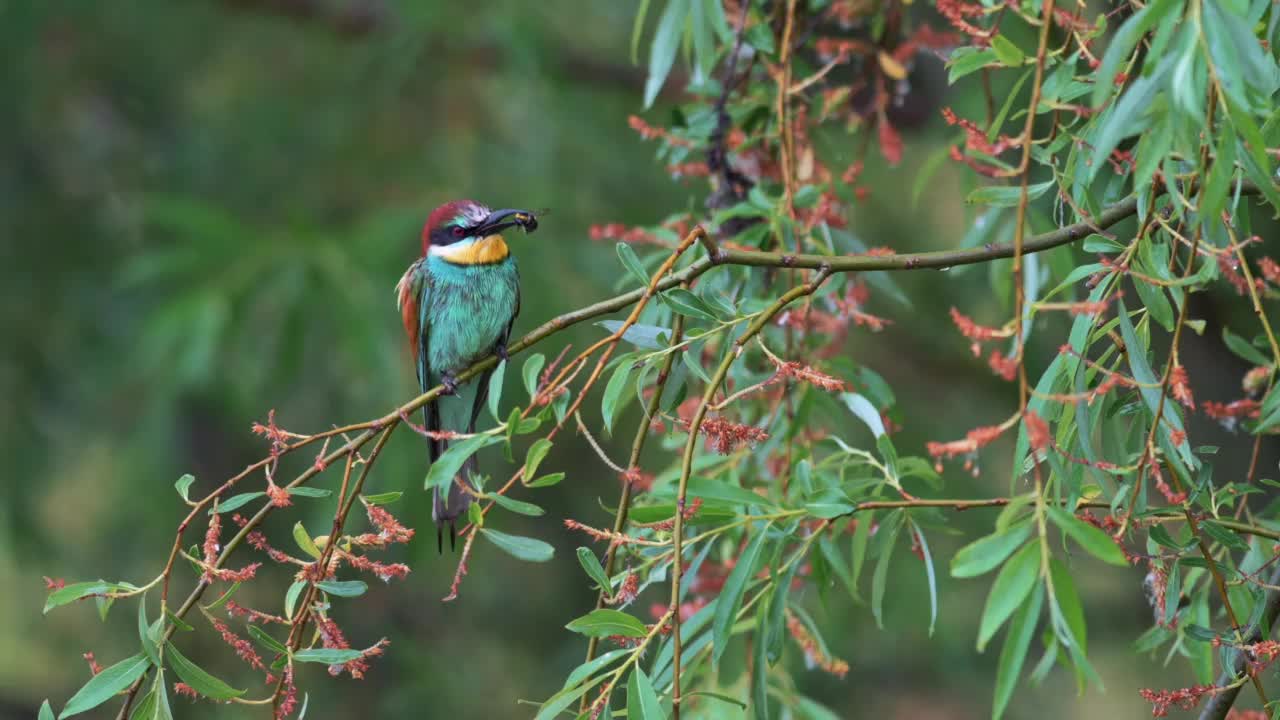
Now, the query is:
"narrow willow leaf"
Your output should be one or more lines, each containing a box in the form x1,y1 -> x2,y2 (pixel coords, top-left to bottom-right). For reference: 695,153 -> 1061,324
1092,0 -> 1179,106
617,242 -> 650,286
488,494 -> 545,516
164,644 -> 244,700
602,361 -> 635,434
840,392 -> 885,437
286,487 -> 330,498
644,0 -> 689,107
294,648 -> 363,664
597,321 -> 672,350
977,542 -> 1039,651
361,491 -> 403,505
522,353 -> 546,399
527,472 -> 566,488
872,510 -> 904,629
966,180 -> 1054,207
210,491 -> 265,514
566,609 -> 647,638
577,547 -> 612,591
174,474 -> 195,502
993,585 -> 1045,720
284,580 -> 305,620
487,359 -> 506,421
713,524 -> 770,666
248,625 -> 289,655
480,528 -> 555,562
535,674 -> 607,720
59,654 -> 151,719
39,701 -> 54,720
44,581 -> 122,615
315,580 -> 367,598
563,648 -> 630,690
662,287 -> 719,321
626,668 -> 666,720
1045,507 -> 1129,566
293,521 -> 321,559
523,438 -> 553,482
913,522 -> 939,637
952,521 -> 1034,578
425,435 -> 502,490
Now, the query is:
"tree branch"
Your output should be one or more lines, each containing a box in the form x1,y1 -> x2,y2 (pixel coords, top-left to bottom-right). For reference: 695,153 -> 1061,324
1199,563 -> 1280,720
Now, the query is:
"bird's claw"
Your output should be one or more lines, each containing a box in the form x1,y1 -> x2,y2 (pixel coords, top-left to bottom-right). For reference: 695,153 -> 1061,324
496,342 -> 509,362
440,373 -> 460,396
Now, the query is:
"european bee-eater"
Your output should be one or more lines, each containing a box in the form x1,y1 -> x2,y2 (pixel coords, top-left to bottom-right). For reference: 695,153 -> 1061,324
396,200 -> 537,551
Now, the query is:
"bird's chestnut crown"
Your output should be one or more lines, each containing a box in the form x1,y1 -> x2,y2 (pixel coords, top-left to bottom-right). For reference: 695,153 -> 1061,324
421,200 -> 538,253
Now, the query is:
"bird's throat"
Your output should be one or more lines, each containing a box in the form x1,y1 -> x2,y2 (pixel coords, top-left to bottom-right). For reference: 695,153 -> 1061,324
433,235 -> 509,265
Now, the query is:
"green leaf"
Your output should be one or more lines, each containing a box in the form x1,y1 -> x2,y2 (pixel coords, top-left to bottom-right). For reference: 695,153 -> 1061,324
1046,507 -> 1129,566
577,547 -> 613,592
617,242 -> 651,286
872,510 -> 904,629
991,34 -> 1026,66
40,701 -> 54,720
1222,327 -> 1272,366
977,542 -> 1040,651
523,438 -> 553,481
602,361 -> 635,434
44,581 -> 121,614
286,487 -> 330,498
840,392 -> 885,437
966,181 -> 1054,207
361,491 -> 403,505
662,288 -> 719,321
626,668 -> 666,720
566,609 -> 648,638
1202,521 -> 1251,551
284,580 -> 305,620
1092,0 -> 1179,106
294,648 -> 364,664
315,580 -> 367,598
1088,67 -> 1168,183
527,472 -> 566,488
488,494 -> 546,516
488,359 -> 507,421
597,320 -> 672,349
948,47 -> 999,82
993,585 -> 1045,720
952,521 -> 1034,578
139,594 -> 159,666
209,491 -> 265,514
563,648 -> 630,689
713,523 -> 770,666
522,353 -> 546,399
59,654 -> 151,719
425,434 -> 502,491
913,522 -> 939,637
174,474 -> 195,502
293,521 -> 321,559
644,0 -> 689,107
247,625 -> 289,655
681,475 -> 772,507
805,488 -> 855,519
535,675 -> 607,720
164,644 -> 244,701
480,528 -> 555,562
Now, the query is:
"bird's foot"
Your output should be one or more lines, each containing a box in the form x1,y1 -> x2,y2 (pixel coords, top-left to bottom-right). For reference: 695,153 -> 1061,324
495,341 -> 509,362
440,373 -> 460,396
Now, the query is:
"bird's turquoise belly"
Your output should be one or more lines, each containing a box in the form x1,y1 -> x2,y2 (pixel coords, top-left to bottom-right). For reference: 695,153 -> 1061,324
426,260 -> 518,373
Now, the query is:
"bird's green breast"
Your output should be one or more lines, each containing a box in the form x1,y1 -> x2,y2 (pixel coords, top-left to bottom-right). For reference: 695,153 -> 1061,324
424,255 -> 519,373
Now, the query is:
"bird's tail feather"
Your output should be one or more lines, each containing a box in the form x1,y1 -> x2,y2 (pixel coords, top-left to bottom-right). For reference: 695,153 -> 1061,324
426,376 -> 482,553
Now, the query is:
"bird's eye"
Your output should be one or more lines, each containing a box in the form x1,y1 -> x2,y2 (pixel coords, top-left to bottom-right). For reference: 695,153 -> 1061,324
451,226 -> 465,238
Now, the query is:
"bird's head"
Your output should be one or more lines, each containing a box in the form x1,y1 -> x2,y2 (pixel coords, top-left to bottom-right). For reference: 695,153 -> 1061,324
421,200 -> 538,260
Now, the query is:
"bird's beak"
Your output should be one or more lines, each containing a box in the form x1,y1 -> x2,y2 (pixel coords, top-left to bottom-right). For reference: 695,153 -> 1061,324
474,209 -> 538,236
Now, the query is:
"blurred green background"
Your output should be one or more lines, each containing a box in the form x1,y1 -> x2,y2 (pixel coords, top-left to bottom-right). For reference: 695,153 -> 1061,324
5,1 -> 1276,718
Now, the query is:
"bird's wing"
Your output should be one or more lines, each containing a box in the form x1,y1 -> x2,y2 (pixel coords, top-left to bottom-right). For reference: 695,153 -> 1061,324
395,257 -> 431,388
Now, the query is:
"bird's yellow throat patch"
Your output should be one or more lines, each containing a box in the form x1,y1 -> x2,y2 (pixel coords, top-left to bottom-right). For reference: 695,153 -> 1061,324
435,235 -> 510,265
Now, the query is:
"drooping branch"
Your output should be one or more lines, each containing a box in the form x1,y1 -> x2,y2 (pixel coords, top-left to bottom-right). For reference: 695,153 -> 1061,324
1198,563 -> 1280,720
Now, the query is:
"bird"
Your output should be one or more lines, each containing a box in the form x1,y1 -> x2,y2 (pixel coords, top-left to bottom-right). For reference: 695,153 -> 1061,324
395,200 -> 538,552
